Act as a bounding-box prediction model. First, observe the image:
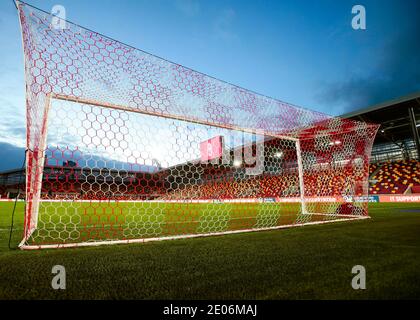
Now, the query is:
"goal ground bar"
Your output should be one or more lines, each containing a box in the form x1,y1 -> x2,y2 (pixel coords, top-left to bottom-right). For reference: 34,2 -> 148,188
19,215 -> 370,250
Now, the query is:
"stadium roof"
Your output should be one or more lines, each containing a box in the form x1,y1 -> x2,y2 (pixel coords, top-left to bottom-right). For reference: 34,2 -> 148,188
342,91 -> 420,119
342,91 -> 420,145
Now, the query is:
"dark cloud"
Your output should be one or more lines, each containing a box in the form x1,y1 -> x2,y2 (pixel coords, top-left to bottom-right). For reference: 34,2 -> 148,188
0,142 -> 25,171
317,7 -> 420,114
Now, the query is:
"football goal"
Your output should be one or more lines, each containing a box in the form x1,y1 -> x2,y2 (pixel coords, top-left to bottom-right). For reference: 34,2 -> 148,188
16,1 -> 378,249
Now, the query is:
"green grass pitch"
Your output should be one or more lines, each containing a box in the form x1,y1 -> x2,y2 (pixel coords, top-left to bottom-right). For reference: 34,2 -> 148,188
0,201 -> 419,299
22,201 -> 350,245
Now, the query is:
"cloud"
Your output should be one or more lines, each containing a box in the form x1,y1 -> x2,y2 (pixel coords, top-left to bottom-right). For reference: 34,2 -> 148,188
213,8 -> 238,42
174,0 -> 200,17
0,142 -> 25,171
0,45 -> 26,149
317,14 -> 420,115
0,96 -> 25,148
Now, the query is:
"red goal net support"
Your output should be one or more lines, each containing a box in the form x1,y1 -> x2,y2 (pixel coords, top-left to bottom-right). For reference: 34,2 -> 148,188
16,1 -> 379,249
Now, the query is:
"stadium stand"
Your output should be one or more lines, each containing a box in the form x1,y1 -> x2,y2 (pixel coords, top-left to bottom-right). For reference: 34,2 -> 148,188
161,166 -> 364,200
0,159 -> 417,200
369,160 -> 420,194
369,163 -> 379,175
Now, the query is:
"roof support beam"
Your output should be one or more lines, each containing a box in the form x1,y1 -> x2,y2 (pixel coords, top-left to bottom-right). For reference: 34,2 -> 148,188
408,106 -> 420,160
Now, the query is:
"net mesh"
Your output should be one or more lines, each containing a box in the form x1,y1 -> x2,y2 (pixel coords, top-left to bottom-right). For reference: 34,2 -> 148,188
17,1 -> 379,248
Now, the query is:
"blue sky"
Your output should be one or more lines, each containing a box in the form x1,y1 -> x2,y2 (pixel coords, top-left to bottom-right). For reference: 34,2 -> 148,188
0,0 -> 419,170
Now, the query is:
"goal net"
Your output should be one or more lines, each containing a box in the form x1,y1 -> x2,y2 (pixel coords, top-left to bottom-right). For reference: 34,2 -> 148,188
16,2 -> 379,249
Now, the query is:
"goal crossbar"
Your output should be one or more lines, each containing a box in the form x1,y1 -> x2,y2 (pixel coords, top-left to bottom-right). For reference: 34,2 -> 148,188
51,94 -> 299,142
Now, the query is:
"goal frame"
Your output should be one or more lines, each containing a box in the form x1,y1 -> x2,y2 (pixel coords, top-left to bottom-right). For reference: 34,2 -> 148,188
21,94 -> 357,250
15,0 -> 377,250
